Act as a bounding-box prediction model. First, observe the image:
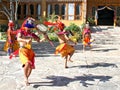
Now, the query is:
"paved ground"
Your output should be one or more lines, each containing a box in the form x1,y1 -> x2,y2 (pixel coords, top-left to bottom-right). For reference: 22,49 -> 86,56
0,26 -> 120,90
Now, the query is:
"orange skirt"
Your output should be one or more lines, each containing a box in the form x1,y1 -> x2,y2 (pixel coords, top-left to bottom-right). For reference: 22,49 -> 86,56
55,43 -> 75,57
19,47 -> 35,69
3,40 -> 19,52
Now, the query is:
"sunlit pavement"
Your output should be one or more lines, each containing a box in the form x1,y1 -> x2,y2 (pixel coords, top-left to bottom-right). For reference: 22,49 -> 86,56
0,26 -> 120,90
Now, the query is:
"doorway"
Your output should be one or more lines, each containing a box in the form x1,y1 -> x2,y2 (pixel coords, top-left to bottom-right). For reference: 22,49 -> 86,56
97,6 -> 114,25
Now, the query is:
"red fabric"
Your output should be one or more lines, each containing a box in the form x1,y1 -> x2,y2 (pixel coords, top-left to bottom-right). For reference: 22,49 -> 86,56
9,49 -> 19,59
43,21 -> 56,26
57,22 -> 65,31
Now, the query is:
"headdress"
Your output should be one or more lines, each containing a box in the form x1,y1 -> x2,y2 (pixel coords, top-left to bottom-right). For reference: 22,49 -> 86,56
24,19 -> 35,28
8,20 -> 14,27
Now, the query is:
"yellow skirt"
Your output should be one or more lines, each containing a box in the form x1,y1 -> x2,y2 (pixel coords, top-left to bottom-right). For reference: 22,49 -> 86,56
3,40 -> 19,52
19,47 -> 35,69
55,43 -> 75,57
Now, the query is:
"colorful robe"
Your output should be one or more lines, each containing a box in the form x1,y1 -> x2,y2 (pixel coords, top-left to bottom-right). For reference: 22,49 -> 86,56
55,43 -> 75,57
19,43 -> 35,69
3,29 -> 19,55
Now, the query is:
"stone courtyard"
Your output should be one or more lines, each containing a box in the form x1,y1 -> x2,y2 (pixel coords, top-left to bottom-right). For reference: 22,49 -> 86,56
0,26 -> 120,90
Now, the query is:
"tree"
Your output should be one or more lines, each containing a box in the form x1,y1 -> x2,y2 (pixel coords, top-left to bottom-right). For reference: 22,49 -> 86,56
0,0 -> 21,29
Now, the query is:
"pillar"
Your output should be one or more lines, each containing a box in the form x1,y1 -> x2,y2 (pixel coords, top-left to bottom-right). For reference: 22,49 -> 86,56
41,0 -> 46,18
83,0 -> 87,23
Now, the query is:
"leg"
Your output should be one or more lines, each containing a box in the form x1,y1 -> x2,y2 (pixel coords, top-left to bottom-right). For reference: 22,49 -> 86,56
83,45 -> 86,52
68,52 -> 74,62
27,67 -> 32,78
65,56 -> 68,68
23,63 -> 31,86
89,44 -> 92,49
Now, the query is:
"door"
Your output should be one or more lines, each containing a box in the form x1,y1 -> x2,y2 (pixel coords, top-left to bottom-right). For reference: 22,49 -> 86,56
97,7 -> 114,25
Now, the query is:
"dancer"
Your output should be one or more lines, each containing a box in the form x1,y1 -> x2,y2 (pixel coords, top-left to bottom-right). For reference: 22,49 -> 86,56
43,16 -> 75,68
16,20 -> 46,86
9,17 -> 51,59
3,20 -> 19,55
18,22 -> 36,86
82,23 -> 91,38
55,30 -> 76,68
82,23 -> 95,51
55,16 -> 75,68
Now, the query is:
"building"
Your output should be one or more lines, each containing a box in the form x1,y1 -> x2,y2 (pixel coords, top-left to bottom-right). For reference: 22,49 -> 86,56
87,0 -> 120,26
0,0 -> 120,26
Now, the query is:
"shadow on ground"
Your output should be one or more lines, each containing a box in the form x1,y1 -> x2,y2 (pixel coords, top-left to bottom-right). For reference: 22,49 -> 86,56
67,62 -> 118,69
91,26 -> 114,33
0,41 -> 84,57
31,74 -> 112,88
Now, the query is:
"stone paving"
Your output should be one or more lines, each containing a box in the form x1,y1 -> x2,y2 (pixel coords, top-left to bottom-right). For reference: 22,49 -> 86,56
0,26 -> 120,90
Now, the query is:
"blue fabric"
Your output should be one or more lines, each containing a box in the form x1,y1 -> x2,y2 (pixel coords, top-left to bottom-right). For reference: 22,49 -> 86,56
24,23 -> 35,28
24,20 -> 35,28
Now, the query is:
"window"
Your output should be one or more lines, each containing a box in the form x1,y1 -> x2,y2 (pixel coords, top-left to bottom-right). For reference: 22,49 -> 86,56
47,4 -> 52,16
23,4 -> 27,18
18,5 -> 21,14
30,4 -> 34,15
23,4 -> 26,15
68,3 -> 75,20
55,4 -> 59,15
47,2 -> 82,20
75,4 -> 81,19
37,4 -> 41,19
17,5 -> 21,19
61,4 -> 66,19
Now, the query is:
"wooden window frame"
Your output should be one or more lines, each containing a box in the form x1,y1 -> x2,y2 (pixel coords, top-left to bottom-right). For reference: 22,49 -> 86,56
47,2 -> 82,20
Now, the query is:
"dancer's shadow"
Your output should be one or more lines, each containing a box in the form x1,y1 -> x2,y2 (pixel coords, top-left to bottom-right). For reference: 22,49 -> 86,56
70,62 -> 118,69
80,62 -> 118,68
91,48 -> 118,52
32,74 -> 112,88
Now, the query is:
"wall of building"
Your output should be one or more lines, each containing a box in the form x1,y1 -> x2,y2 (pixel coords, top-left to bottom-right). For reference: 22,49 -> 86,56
0,0 -> 86,26
87,0 -> 120,20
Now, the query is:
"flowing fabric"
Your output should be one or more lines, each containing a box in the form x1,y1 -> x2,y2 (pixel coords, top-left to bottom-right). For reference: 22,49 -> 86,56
3,33 -> 19,52
55,43 -> 75,57
83,36 -> 91,46
19,44 -> 35,69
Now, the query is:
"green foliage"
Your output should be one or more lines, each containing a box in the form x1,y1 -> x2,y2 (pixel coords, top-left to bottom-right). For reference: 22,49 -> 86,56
0,32 -> 7,40
50,12 -> 57,22
49,36 -> 58,42
65,23 -> 80,32
48,33 -> 58,41
64,23 -> 83,42
87,17 -> 95,26
80,23 -> 86,30
0,24 -> 8,32
48,26 -> 56,33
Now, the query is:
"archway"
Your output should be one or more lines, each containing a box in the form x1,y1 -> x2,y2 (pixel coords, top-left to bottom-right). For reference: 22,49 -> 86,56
97,6 -> 114,25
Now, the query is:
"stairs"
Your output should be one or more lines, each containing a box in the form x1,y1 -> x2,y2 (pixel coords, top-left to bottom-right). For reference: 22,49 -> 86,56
91,26 -> 120,45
